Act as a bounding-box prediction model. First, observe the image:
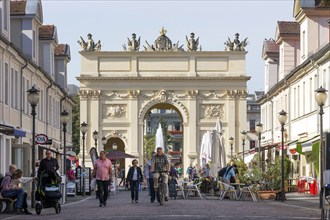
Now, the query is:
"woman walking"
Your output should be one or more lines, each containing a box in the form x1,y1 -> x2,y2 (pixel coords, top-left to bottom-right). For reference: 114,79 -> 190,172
127,159 -> 143,203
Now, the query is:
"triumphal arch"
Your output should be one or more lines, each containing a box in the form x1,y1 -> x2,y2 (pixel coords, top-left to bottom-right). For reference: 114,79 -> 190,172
77,28 -> 250,171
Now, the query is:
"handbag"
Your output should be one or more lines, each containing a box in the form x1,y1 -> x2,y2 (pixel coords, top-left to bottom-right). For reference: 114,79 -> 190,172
90,178 -> 97,191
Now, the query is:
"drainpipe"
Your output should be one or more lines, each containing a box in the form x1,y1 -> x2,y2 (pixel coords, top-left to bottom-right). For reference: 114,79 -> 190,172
45,82 -> 53,137
20,60 -> 28,144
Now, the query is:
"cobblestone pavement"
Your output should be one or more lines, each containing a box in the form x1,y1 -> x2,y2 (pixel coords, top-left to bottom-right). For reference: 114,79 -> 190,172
0,191 -> 322,220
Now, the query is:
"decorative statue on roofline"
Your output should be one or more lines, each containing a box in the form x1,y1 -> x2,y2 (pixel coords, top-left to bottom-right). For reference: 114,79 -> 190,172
186,32 -> 199,51
122,33 -> 141,51
224,33 -> 248,51
78,33 -> 101,52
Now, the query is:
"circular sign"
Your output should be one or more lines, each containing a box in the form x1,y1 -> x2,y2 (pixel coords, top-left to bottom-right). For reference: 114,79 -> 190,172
35,134 -> 49,144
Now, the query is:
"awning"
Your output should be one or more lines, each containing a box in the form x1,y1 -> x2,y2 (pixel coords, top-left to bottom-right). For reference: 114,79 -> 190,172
288,140 -> 299,150
13,129 -> 26,137
301,136 -> 319,152
244,153 -> 255,164
0,124 -> 26,137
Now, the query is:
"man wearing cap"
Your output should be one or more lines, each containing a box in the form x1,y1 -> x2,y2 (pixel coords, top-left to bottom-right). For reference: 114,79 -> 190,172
150,147 -> 170,201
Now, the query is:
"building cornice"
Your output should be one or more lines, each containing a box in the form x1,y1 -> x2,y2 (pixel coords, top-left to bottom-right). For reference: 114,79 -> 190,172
77,76 -> 251,82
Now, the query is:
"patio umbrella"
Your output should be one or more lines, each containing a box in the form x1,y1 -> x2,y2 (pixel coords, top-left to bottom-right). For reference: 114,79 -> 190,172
210,118 -> 226,177
106,150 -> 137,160
155,123 -> 165,152
200,131 -> 212,167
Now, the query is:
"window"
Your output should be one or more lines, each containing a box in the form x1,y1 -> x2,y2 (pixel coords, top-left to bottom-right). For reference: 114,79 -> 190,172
33,30 -> 36,59
160,109 -> 166,114
26,79 -> 30,113
5,63 -> 9,105
302,31 -> 306,58
0,59 -> 2,102
3,0 -> 8,32
22,77 -> 25,113
310,78 -> 313,112
40,90 -> 43,121
250,141 -> 256,149
250,119 -> 256,131
11,68 -> 14,108
175,122 -> 180,131
15,70 -> 19,109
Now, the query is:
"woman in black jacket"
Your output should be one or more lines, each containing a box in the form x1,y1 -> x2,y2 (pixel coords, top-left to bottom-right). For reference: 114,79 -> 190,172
126,159 -> 143,203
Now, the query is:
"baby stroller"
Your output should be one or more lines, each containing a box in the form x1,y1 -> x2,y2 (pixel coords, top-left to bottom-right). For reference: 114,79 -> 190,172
35,170 -> 62,215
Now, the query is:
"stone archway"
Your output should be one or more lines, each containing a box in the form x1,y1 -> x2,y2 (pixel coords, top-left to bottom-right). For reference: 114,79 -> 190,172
142,102 -> 184,166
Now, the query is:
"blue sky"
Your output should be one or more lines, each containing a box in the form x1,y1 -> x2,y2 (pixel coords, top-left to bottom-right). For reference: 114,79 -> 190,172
42,0 -> 295,93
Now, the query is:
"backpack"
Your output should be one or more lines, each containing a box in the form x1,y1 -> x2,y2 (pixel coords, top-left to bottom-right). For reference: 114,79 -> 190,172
218,167 -> 227,177
0,175 -> 10,191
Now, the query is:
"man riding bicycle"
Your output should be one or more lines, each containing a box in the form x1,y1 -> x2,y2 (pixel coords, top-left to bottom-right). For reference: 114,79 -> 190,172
150,147 -> 170,201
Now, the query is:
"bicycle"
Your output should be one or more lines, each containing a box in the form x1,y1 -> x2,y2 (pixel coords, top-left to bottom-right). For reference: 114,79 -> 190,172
154,171 -> 168,206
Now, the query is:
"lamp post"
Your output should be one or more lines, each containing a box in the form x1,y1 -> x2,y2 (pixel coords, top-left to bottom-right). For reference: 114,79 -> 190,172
60,109 -> 70,202
229,137 -> 234,159
93,130 -> 99,149
278,110 -> 288,202
241,131 -> 247,163
27,86 -> 40,208
256,122 -> 263,171
80,121 -> 88,196
112,143 -> 118,194
315,86 -> 328,219
101,137 -> 107,150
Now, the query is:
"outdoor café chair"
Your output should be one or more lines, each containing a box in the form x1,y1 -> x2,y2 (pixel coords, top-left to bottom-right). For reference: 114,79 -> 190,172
186,178 -> 203,199
239,184 -> 259,202
218,181 -> 237,200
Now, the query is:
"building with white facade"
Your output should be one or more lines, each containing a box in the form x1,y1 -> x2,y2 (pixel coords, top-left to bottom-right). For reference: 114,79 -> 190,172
258,0 -> 330,180
0,0 -> 74,177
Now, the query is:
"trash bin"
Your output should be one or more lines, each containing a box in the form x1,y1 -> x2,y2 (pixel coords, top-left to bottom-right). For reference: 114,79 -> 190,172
309,178 -> 318,195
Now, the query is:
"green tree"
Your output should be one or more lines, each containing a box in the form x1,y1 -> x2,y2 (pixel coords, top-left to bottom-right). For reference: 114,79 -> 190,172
71,95 -> 80,155
144,135 -> 155,161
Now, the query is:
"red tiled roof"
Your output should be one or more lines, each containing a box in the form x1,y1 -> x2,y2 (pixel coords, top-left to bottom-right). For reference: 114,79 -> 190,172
277,21 -> 300,35
39,25 -> 55,39
10,1 -> 26,15
55,44 -> 67,56
263,39 -> 279,53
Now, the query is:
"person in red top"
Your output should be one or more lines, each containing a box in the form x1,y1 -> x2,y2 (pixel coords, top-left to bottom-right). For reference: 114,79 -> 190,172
93,151 -> 112,207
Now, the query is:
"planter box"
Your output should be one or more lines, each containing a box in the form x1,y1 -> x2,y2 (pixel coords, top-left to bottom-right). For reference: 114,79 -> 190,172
258,191 -> 277,200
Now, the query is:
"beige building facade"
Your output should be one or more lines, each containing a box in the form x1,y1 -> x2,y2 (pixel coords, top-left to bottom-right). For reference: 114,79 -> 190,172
78,31 -> 250,172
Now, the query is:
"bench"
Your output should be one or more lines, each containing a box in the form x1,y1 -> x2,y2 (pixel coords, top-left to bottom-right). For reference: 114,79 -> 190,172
0,194 -> 16,213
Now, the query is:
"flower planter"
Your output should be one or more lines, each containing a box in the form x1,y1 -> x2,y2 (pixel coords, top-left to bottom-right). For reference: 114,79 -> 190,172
258,190 -> 277,200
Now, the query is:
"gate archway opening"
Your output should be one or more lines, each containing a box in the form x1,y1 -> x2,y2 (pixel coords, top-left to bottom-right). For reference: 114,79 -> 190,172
143,103 -> 184,168
104,137 -> 125,173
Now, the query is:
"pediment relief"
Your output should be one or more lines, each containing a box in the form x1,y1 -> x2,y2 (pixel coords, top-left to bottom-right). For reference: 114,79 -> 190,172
201,104 -> 225,120
103,104 -> 127,119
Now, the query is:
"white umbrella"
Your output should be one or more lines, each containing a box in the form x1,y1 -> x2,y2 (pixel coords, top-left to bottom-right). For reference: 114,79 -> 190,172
155,123 -> 165,152
210,118 -> 226,177
200,131 -> 212,167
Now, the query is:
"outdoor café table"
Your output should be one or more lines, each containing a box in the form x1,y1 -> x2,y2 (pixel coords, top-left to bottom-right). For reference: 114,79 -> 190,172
177,179 -> 190,199
230,183 -> 246,199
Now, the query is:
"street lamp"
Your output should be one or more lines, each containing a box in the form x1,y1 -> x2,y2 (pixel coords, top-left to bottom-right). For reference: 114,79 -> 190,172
255,122 -> 263,171
27,86 -> 40,208
60,109 -> 70,202
241,131 -> 247,163
93,130 -> 99,149
315,86 -> 328,219
101,137 -> 107,150
229,137 -> 234,159
278,110 -> 288,202
112,143 -> 118,194
80,121 -> 88,196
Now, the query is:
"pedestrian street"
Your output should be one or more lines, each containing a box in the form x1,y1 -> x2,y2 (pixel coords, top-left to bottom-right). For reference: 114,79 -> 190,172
1,191 -> 321,220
